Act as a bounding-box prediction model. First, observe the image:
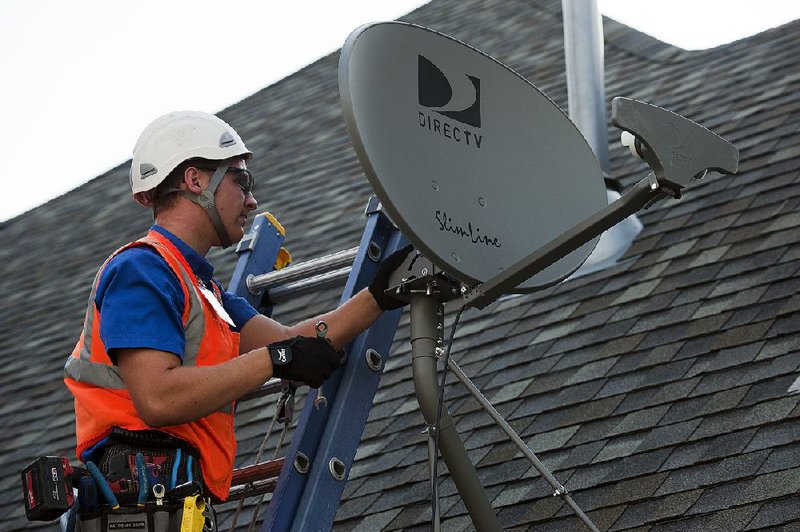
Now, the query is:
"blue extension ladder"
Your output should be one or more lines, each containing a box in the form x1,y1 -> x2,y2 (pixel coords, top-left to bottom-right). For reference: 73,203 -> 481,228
228,198 -> 406,531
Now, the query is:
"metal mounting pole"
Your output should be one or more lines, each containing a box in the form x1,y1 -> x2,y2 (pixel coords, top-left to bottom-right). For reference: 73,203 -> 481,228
562,0 -> 609,171
409,293 -> 501,532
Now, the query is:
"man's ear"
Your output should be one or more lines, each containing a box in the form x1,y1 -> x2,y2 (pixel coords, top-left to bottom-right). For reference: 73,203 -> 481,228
133,190 -> 156,208
184,166 -> 205,194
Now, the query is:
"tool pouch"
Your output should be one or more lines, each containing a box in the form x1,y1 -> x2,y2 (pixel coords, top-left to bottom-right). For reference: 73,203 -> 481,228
98,428 -> 203,506
74,428 -> 212,531
75,499 -> 212,531
75,503 -> 171,531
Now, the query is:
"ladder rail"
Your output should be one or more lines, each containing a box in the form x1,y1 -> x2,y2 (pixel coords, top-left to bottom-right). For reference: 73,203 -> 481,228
225,198 -> 405,531
263,204 -> 405,531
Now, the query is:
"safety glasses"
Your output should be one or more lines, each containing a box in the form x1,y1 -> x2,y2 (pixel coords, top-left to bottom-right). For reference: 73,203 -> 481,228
196,166 -> 255,196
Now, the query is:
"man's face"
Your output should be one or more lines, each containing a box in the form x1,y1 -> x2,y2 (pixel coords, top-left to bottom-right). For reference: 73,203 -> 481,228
212,158 -> 258,244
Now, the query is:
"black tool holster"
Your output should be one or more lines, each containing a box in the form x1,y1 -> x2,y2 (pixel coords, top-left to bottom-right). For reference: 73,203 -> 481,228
96,427 -> 203,505
72,427 -> 212,532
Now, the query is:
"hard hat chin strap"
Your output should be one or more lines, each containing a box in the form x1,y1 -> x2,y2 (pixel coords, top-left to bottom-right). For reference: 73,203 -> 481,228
178,160 -> 233,249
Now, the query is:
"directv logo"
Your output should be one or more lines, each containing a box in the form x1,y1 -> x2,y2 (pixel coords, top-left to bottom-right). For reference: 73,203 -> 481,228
418,55 -> 483,149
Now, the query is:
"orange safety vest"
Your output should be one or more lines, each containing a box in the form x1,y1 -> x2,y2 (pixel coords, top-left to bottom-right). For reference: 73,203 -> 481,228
64,230 -> 239,501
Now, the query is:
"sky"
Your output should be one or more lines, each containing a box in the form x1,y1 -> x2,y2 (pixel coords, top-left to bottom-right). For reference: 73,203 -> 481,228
1,0 -> 799,223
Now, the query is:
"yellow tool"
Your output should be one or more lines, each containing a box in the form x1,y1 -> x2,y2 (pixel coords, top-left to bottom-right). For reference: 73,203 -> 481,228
180,494 -> 206,532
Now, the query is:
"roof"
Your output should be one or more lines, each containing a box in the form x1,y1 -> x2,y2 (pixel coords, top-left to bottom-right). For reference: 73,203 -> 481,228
3,0 -> 800,529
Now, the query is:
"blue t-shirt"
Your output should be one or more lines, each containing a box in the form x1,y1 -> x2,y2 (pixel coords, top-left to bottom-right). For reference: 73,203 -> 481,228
95,225 -> 258,362
81,226 -> 257,463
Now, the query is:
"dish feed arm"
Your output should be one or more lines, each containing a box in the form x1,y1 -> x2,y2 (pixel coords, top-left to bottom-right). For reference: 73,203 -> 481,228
461,98 -> 739,310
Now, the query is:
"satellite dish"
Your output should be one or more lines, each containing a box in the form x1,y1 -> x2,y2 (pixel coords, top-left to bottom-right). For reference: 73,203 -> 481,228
339,22 -> 607,292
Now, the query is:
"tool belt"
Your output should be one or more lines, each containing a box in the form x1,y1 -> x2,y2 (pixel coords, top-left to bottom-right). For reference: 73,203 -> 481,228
74,499 -> 208,532
74,427 -> 213,532
97,427 -> 204,504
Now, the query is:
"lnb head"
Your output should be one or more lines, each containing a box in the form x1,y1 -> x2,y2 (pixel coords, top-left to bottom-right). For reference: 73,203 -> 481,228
612,97 -> 739,193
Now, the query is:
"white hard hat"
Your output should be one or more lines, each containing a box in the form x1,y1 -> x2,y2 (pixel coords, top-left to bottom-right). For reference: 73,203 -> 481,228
130,110 -> 252,195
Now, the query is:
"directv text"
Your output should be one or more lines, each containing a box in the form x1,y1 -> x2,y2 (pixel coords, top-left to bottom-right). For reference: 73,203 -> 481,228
419,112 -> 483,148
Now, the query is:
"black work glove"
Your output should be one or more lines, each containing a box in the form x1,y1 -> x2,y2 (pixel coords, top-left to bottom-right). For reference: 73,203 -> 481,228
368,244 -> 414,311
267,336 -> 343,388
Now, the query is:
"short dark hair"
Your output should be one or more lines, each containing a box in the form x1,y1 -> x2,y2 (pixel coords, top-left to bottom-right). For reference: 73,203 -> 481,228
152,157 -> 219,215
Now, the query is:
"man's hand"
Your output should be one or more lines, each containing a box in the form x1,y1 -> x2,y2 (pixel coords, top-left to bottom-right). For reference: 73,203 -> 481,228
368,244 -> 414,311
267,336 -> 343,388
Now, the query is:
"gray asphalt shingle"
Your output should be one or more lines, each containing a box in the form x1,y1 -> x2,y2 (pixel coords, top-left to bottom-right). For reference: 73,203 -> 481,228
3,0 -> 800,530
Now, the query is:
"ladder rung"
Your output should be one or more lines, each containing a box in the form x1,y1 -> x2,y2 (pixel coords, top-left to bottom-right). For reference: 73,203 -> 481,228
265,266 -> 351,303
231,458 -> 285,486
226,458 -> 285,501
247,247 -> 358,294
226,476 -> 280,501
237,378 -> 286,403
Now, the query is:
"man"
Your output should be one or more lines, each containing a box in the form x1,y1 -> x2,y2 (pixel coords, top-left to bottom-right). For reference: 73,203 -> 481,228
63,111 -> 408,506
